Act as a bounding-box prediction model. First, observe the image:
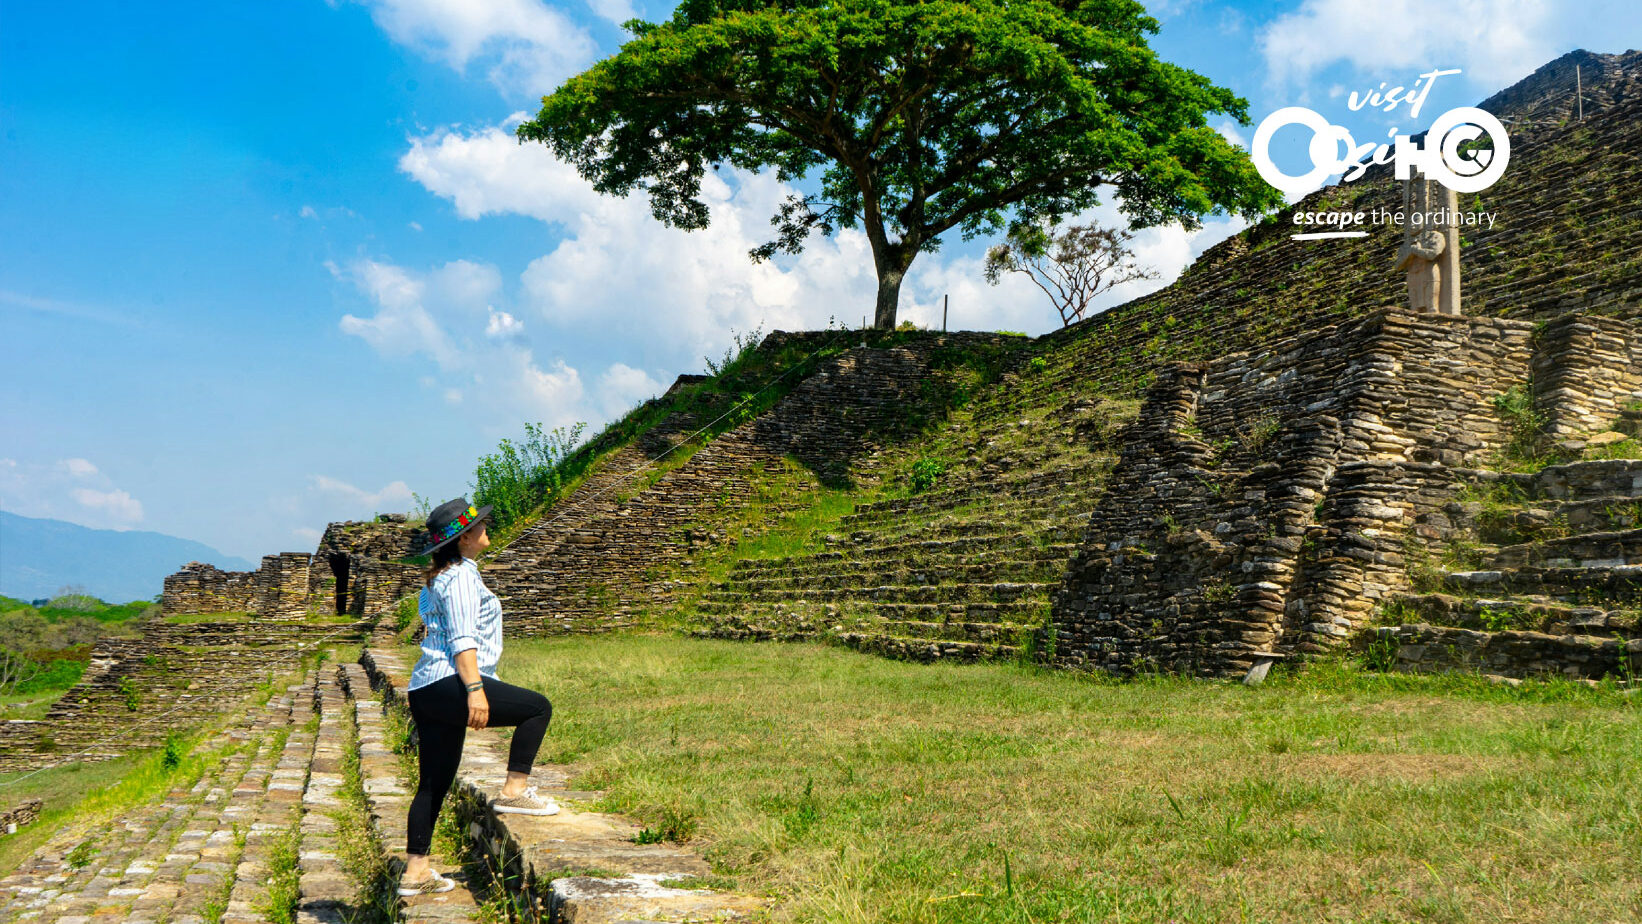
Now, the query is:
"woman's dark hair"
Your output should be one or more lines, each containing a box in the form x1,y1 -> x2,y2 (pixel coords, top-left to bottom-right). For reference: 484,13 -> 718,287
424,540 -> 465,587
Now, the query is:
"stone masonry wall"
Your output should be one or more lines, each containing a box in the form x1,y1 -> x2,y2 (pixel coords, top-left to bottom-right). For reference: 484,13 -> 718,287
1052,307 -> 1642,677
161,562 -> 260,614
1532,312 -> 1642,441
163,553 -> 312,619
162,515 -> 421,620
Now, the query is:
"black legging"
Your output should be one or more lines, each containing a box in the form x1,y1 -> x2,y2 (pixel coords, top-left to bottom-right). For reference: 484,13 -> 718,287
405,673 -> 551,855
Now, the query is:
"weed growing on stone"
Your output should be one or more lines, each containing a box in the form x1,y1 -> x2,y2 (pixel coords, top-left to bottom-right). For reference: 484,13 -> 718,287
64,838 -> 96,868
909,457 -> 946,492
261,819 -> 302,924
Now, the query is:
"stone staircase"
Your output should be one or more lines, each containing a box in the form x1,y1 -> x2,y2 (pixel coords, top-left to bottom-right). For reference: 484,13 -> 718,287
690,379 -> 1136,661
487,333 -> 1010,635
0,663 -> 320,922
1372,459 -> 1642,679
353,645 -> 766,924
0,619 -> 373,774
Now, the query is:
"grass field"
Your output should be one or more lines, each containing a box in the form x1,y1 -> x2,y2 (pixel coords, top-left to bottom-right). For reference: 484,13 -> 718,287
458,634 -> 1641,924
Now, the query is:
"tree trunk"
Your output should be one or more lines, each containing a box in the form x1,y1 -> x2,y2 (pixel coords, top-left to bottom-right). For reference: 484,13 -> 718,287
873,268 -> 903,329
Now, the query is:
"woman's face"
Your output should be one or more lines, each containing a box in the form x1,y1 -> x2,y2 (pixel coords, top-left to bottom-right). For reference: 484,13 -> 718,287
457,520 -> 491,558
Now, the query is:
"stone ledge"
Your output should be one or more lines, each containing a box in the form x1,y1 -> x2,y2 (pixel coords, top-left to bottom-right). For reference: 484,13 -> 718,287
358,647 -> 767,923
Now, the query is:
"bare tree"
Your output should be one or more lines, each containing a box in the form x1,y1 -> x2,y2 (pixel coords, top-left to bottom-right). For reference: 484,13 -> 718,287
0,648 -> 41,693
985,220 -> 1159,328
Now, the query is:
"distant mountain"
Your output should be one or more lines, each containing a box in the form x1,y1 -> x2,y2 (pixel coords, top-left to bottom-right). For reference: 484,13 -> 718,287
0,511 -> 256,604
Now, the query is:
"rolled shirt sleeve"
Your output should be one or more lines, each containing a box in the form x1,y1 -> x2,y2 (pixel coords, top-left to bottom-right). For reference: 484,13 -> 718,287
440,564 -> 482,658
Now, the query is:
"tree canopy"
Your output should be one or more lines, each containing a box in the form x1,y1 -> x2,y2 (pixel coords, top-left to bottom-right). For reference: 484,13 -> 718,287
518,0 -> 1281,328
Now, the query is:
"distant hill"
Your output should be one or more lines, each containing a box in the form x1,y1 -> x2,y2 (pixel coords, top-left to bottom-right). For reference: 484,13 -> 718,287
0,510 -> 256,604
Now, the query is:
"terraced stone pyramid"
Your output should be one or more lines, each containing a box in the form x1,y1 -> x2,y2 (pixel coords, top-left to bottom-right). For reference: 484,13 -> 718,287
482,50 -> 1642,680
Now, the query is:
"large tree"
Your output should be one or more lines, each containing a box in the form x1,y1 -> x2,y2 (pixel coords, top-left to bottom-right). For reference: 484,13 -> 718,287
518,0 -> 1280,328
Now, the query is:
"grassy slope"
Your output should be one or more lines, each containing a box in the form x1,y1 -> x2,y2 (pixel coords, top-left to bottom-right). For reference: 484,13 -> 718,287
469,634 -> 1640,924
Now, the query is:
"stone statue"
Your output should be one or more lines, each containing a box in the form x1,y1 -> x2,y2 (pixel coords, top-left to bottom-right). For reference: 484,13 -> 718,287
1396,176 -> 1461,315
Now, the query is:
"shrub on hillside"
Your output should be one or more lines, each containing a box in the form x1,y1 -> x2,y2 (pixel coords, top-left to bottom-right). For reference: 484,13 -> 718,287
473,421 -> 587,532
910,457 -> 946,492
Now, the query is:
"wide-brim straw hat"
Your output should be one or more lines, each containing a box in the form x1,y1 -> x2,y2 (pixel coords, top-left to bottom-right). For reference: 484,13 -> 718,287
420,497 -> 493,556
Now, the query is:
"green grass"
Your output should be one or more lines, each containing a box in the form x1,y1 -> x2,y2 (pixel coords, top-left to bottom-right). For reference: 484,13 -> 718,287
480,634 -> 1641,924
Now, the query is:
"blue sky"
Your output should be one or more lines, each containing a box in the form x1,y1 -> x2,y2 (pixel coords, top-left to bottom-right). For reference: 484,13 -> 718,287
3,0 -> 1638,562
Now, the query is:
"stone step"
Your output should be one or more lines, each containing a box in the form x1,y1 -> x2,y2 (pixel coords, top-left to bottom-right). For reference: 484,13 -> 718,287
0,669 -> 316,922
827,517 -> 1084,550
692,598 -> 1051,623
842,471 -> 1103,524
838,633 -> 1025,663
221,675 -> 325,923
717,554 -> 1073,594
1489,526 -> 1642,569
335,660 -> 483,923
357,647 -> 766,924
1384,591 -> 1642,637
1372,623 -> 1641,680
295,669 -> 358,923
766,531 -> 1080,570
700,581 -> 1056,606
1527,459 -> 1642,501
877,618 -> 1043,645
1441,563 -> 1642,602
1545,494 -> 1642,529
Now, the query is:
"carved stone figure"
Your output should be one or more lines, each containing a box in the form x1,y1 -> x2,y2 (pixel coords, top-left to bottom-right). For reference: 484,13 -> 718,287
1396,177 -> 1461,315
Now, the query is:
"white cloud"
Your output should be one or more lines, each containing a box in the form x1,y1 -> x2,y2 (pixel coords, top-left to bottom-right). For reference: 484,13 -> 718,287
399,115 -> 605,224
402,118 -> 877,359
1214,119 -> 1247,150
0,458 -> 145,530
335,253 -> 653,432
1257,0 -> 1631,91
597,363 -> 664,418
300,204 -> 319,219
309,475 -> 416,509
349,0 -> 595,98
586,0 -> 637,26
485,307 -> 525,341
69,488 -> 144,525
336,259 -> 502,368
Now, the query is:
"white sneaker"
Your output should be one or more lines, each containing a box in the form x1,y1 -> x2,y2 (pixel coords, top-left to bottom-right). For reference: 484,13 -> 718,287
492,784 -> 560,816
399,871 -> 456,896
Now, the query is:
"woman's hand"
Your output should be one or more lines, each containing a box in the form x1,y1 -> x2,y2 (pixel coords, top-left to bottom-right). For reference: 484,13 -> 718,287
467,689 -> 490,729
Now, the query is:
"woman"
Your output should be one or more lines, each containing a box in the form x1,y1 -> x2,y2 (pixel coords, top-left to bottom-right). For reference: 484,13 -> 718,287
399,497 -> 559,896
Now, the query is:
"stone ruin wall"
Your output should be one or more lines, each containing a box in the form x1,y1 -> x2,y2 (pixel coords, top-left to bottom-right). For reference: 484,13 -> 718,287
0,799 -> 41,835
160,552 -> 314,619
1052,307 -> 1642,677
161,515 -> 422,620
307,516 -> 422,617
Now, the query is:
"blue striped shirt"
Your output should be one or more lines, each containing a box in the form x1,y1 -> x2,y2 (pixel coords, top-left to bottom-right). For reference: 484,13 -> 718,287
408,558 -> 504,692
